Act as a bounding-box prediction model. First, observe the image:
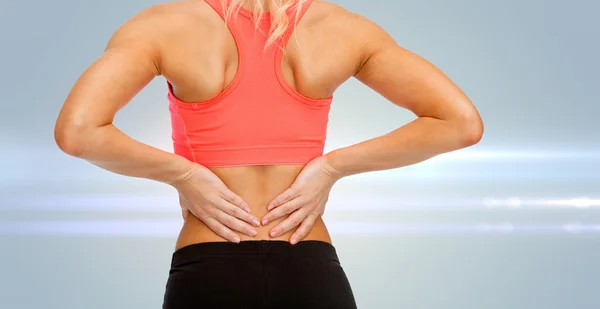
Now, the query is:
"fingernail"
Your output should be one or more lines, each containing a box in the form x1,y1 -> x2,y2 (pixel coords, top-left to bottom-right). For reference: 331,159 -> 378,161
244,207 -> 252,213
262,218 -> 269,225
270,230 -> 278,237
252,219 -> 261,226
267,205 -> 273,211
290,238 -> 297,245
249,230 -> 257,236
233,237 -> 241,243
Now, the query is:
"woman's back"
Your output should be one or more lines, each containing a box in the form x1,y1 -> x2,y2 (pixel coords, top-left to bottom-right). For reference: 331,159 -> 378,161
145,0 -> 366,247
161,0 -> 361,105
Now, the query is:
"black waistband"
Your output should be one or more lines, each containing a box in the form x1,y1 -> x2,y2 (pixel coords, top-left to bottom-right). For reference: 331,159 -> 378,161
171,240 -> 338,267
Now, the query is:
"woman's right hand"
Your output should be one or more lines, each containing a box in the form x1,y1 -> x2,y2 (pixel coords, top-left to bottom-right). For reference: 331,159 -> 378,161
171,164 -> 261,243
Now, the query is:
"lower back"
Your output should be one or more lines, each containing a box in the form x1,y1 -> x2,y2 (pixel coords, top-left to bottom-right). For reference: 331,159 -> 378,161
175,164 -> 332,249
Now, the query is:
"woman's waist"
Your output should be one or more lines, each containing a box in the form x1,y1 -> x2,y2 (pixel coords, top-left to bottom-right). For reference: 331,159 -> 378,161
176,214 -> 332,250
175,164 -> 332,249
208,164 -> 306,203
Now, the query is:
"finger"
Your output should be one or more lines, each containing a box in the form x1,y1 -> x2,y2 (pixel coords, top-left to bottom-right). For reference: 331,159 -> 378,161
218,199 -> 261,227
289,213 -> 319,245
267,187 -> 300,211
214,205 -> 258,237
221,190 -> 251,213
262,198 -> 302,226
203,217 -> 242,243
269,209 -> 307,238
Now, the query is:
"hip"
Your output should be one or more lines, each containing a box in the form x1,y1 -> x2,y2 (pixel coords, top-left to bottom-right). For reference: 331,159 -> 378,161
163,239 -> 356,309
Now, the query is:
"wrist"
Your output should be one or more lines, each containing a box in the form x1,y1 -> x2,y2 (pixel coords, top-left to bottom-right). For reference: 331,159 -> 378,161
322,151 -> 346,181
166,157 -> 199,188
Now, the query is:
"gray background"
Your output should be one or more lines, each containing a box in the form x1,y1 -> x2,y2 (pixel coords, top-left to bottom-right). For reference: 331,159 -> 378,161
1,0 -> 599,308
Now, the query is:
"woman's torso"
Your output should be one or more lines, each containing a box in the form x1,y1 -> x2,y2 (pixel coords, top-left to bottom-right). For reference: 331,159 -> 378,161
155,0 -> 364,249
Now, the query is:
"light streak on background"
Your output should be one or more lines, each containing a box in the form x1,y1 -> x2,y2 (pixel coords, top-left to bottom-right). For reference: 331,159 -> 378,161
1,220 -> 600,237
2,195 -> 599,211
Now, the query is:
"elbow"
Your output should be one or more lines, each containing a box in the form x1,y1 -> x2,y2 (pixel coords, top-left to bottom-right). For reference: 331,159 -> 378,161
454,109 -> 484,148
463,121 -> 484,147
54,122 -> 87,158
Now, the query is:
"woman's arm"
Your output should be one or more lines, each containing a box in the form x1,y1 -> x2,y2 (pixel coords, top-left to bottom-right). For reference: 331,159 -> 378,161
55,8 -> 260,242
263,15 -> 484,243
54,9 -> 195,185
324,17 -> 484,179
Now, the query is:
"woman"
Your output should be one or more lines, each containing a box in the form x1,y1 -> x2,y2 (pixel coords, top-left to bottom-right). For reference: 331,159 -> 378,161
54,0 -> 483,308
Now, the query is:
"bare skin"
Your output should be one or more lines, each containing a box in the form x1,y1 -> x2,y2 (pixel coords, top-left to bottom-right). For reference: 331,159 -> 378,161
55,0 -> 483,250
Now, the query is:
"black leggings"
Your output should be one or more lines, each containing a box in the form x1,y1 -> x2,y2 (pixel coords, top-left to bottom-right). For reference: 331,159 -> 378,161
162,240 -> 357,309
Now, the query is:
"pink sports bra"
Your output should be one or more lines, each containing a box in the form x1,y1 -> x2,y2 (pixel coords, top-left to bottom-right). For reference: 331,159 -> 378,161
167,0 -> 333,167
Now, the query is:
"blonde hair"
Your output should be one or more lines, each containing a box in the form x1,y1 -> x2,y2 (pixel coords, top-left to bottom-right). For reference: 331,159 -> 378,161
220,0 -> 308,50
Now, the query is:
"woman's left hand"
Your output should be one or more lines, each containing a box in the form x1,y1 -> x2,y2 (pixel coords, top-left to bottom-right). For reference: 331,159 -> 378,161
261,155 -> 342,245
